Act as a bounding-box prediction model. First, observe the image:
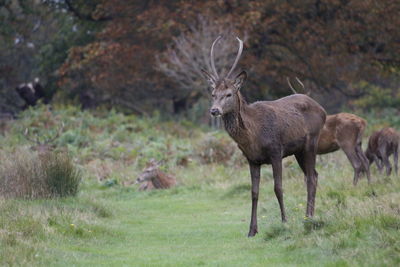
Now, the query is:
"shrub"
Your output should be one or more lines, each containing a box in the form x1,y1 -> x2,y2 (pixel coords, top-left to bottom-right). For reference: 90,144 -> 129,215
41,152 -> 81,197
0,149 -> 81,199
351,81 -> 400,110
195,133 -> 237,165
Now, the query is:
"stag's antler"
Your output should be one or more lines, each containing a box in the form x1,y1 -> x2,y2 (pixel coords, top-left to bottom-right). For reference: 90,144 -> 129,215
226,37 -> 244,78
45,122 -> 64,144
24,128 -> 43,145
287,77 -> 306,94
210,36 -> 222,79
295,77 -> 305,90
287,77 -> 297,94
24,122 -> 65,146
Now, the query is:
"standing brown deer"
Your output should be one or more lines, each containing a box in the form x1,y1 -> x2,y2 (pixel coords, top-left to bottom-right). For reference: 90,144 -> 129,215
317,113 -> 370,185
365,127 -> 399,176
201,36 -> 326,237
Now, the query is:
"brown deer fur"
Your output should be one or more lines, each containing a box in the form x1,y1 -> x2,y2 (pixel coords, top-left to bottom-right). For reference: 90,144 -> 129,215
201,37 -> 327,237
135,162 -> 176,191
365,127 -> 399,176
317,113 -> 370,185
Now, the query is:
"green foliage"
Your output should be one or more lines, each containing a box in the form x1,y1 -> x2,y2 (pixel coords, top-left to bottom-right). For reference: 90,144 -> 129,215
195,132 -> 238,165
352,81 -> 400,110
356,108 -> 400,136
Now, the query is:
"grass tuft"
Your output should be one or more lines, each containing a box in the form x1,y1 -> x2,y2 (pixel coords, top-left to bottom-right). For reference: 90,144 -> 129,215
0,149 -> 81,199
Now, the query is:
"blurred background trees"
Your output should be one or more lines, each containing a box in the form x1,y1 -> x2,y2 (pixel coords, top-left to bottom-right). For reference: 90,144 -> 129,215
1,0 -> 399,118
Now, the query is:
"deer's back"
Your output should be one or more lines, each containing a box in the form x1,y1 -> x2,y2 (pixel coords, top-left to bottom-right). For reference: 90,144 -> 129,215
151,170 -> 177,189
379,128 -> 400,152
240,94 -> 326,162
318,113 -> 366,154
250,94 -> 326,136
368,128 -> 399,155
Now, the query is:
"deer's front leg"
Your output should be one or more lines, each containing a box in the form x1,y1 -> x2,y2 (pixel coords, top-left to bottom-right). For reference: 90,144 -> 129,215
248,162 -> 260,237
271,158 -> 286,222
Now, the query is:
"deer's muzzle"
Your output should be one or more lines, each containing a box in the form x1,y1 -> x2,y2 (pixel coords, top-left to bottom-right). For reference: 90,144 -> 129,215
210,108 -> 222,117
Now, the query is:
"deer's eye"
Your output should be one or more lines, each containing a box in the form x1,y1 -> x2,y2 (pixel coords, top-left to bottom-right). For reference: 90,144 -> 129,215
226,93 -> 232,98
211,94 -> 216,98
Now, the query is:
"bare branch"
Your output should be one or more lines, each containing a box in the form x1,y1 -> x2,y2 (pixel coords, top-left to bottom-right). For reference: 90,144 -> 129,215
156,16 -> 247,98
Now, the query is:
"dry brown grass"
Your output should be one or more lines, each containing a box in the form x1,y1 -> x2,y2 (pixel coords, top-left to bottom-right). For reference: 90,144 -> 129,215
0,148 -> 81,199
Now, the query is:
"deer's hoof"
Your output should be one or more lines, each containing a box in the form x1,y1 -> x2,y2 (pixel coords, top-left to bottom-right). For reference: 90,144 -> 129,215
248,228 -> 258,237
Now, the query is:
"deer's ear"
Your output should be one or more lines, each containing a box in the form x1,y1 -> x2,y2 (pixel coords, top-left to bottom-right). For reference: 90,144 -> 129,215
201,69 -> 217,91
233,71 -> 247,92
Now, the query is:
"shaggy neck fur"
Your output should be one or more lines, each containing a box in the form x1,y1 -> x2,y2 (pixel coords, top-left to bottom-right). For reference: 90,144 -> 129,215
222,91 -> 248,139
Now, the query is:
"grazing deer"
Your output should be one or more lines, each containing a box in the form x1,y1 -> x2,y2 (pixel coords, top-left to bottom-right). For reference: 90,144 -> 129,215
317,113 -> 370,185
135,160 -> 177,191
365,127 -> 399,176
24,123 -> 64,154
287,80 -> 370,185
201,36 -> 326,237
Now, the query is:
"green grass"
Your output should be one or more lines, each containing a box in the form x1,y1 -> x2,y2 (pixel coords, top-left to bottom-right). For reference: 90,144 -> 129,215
0,105 -> 399,266
1,160 -> 400,266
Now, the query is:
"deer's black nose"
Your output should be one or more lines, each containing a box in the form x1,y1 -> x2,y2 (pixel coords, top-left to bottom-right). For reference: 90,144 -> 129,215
210,108 -> 221,116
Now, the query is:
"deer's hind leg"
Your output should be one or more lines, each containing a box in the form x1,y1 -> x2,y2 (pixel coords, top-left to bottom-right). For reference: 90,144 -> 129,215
300,136 -> 319,218
337,133 -> 363,185
394,145 -> 398,175
379,146 -> 392,176
271,157 -> 286,223
356,142 -> 371,183
340,144 -> 363,185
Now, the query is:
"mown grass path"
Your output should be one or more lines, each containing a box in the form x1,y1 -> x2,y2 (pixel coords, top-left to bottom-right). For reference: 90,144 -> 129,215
45,189 -> 297,266
33,173 -> 399,267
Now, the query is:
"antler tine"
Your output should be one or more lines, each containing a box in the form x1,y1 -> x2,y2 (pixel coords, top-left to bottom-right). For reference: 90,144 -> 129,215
24,128 -> 43,145
286,77 -> 298,94
295,77 -> 305,89
210,36 -> 222,79
43,122 -> 64,145
226,37 -> 244,78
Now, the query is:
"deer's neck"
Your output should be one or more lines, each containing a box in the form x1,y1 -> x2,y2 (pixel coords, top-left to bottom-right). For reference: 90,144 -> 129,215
222,93 -> 249,140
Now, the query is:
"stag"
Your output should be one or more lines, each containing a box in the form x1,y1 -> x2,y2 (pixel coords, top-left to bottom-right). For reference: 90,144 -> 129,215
316,113 -> 370,185
135,160 -> 177,191
201,36 -> 326,237
24,123 -> 64,154
365,127 -> 399,176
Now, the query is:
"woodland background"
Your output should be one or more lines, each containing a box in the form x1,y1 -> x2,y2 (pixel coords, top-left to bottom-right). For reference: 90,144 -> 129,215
1,0 -> 399,120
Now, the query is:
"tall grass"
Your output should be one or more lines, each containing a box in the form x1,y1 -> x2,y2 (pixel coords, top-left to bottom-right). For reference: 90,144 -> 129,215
0,149 -> 81,199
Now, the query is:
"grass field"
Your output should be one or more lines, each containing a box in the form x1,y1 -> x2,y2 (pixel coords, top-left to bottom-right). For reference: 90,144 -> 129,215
0,106 -> 399,266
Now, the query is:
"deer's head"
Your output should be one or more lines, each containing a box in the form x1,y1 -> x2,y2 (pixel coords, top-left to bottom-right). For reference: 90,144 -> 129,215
135,159 -> 160,184
201,36 -> 247,117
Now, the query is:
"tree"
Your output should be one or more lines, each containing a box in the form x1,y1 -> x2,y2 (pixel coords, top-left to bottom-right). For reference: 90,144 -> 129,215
156,16 -> 249,113
0,0 -> 100,113
57,0 -> 400,115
